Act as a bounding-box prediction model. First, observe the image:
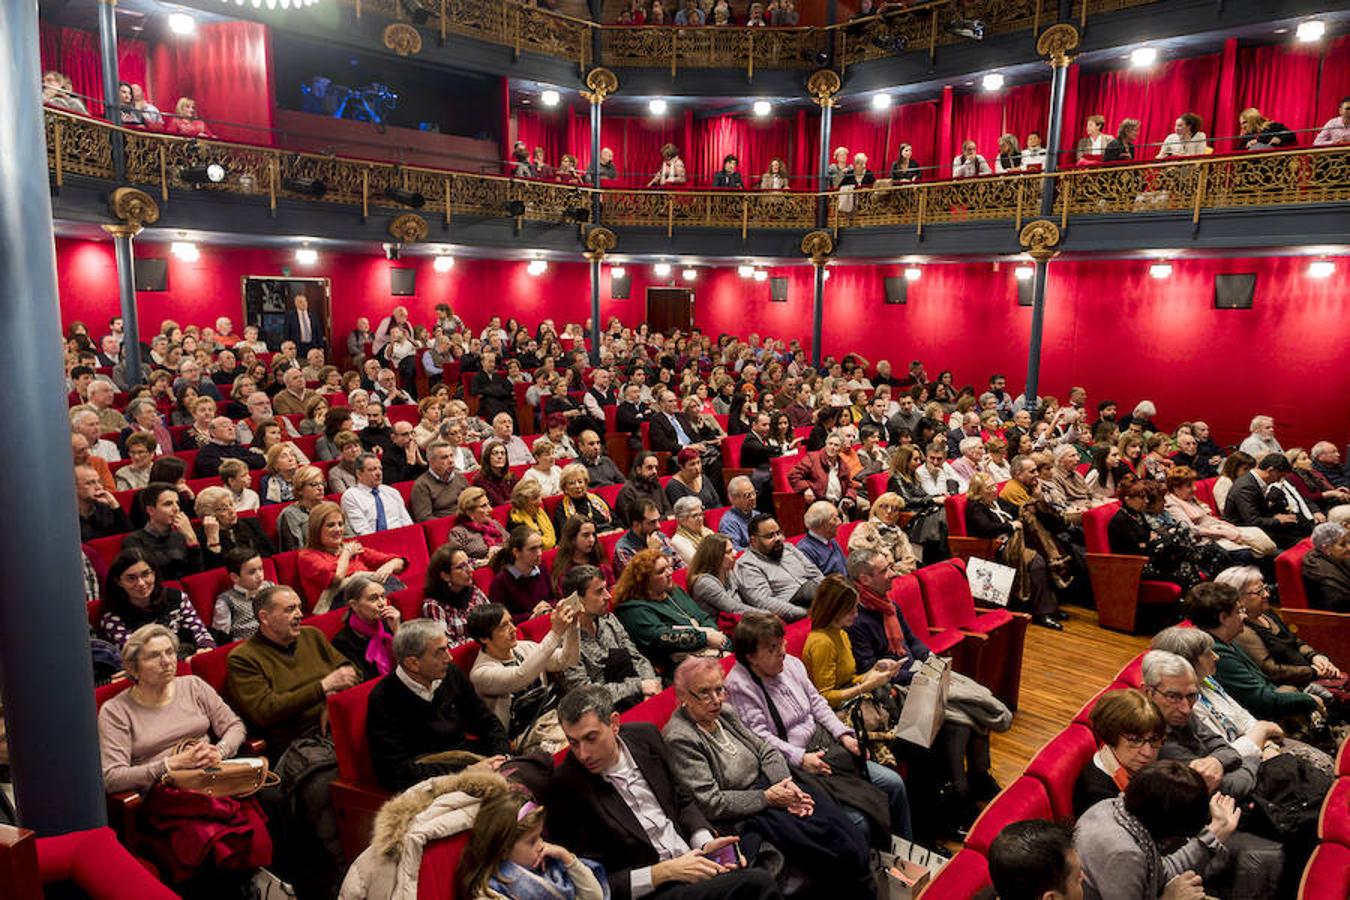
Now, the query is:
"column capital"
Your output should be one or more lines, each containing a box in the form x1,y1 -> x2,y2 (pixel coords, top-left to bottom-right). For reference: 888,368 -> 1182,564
383,23 -> 423,57
107,186 -> 159,230
100,223 -> 141,238
1018,219 -> 1062,262
1036,23 -> 1080,68
583,226 -> 617,261
582,68 -> 619,105
800,229 -> 834,266
807,70 -> 841,109
388,213 -> 429,243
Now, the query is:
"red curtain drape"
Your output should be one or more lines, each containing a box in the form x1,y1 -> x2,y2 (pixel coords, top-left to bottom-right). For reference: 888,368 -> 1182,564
515,108 -> 570,167
1073,52 -> 1222,155
597,115 -> 679,186
151,22 -> 274,144
689,115 -> 798,186
39,22 -> 147,118
1236,43 -> 1324,144
1316,36 -> 1350,128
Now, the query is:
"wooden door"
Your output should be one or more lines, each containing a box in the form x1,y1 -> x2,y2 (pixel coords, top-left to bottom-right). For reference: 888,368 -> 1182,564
646,287 -> 692,334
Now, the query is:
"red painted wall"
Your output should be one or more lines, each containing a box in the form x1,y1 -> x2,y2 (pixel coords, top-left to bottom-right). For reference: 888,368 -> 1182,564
56,237 -> 1346,447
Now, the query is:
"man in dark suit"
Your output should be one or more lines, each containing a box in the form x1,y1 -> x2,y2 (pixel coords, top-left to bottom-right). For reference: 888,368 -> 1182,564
1223,453 -> 1309,550
615,382 -> 653,452
738,412 -> 775,471
548,686 -> 781,900
947,411 -> 981,459
283,295 -> 324,354
470,350 -> 515,426
648,390 -> 704,456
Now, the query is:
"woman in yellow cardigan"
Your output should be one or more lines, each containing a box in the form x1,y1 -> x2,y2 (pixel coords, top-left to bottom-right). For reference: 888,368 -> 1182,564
801,575 -> 897,708
507,478 -> 556,550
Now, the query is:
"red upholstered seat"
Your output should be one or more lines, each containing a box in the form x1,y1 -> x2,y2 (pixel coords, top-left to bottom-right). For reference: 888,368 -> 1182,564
593,482 -> 624,512
1193,478 -> 1220,516
836,520 -> 862,549
471,565 -> 495,596
722,432 -> 747,467
1298,841 -> 1350,900
1082,502 -> 1182,633
964,775 -> 1054,855
189,640 -> 242,695
362,523 -> 432,589
1072,681 -> 1135,725
917,848 -> 990,900
416,832 -> 471,900
271,550 -> 300,594
942,494 -> 997,563
181,559 -> 280,626
255,502 -> 290,541
622,686 -> 679,727
1276,538 -> 1315,610
35,826 -> 178,899
1115,655 -> 1145,688
451,640 -> 480,675
784,618 -> 812,658
328,678 -> 392,861
518,613 -> 553,643
1024,723 -> 1099,820
113,489 -> 138,516
423,516 -> 455,551
598,528 -> 624,562
770,453 -> 802,493
87,533 -> 127,570
704,506 -> 730,530
865,472 -> 889,502
541,493 -> 563,522
490,503 -> 512,527
386,404 -> 419,426
890,574 -> 967,658
1318,776 -> 1350,844
1338,740 -> 1350,777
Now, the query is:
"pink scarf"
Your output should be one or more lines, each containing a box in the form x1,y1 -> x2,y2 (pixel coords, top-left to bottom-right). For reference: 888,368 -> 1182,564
347,612 -> 395,676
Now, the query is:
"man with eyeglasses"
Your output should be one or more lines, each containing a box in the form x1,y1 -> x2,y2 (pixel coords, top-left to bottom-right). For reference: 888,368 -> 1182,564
1142,648 -> 1286,899
732,515 -> 817,620
614,499 -> 684,578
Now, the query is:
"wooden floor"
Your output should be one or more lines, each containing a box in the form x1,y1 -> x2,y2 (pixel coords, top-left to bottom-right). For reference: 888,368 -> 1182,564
987,606 -> 1151,788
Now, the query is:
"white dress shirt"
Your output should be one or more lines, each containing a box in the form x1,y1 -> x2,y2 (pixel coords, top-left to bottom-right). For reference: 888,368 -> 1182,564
340,483 -> 413,535
395,664 -> 442,702
91,438 -> 122,462
917,462 -> 964,496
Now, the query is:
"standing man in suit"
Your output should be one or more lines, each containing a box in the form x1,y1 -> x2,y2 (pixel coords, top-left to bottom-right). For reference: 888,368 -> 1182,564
471,350 -> 516,427
548,685 -> 782,900
284,295 -> 324,354
1223,453 -> 1310,550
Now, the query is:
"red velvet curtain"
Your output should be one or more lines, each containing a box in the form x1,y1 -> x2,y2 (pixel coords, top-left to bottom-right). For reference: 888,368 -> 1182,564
689,115 -> 798,186
597,115 -> 679,186
151,22 -> 274,144
39,22 -> 147,118
830,100 -> 940,177
1316,37 -> 1350,126
515,108 -> 570,167
1073,52 -> 1222,155
1236,43 -> 1325,144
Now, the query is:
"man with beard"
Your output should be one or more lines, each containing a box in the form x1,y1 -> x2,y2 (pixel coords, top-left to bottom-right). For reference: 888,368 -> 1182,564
614,451 -> 671,529
732,515 -> 815,620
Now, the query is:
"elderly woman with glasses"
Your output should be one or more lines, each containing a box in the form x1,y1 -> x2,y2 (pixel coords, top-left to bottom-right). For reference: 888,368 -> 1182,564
1073,688 -> 1168,815
661,656 -> 876,897
846,491 -> 918,574
192,486 -> 274,571
1302,521 -> 1350,612
276,465 -> 326,552
669,495 -> 714,565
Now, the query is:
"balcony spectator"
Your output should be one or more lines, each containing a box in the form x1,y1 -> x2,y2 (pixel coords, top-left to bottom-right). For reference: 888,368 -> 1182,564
840,152 -> 875,187
648,0 -> 667,24
556,153 -> 585,185
42,70 -> 88,114
1076,114 -> 1112,162
768,0 -> 799,25
596,145 -> 618,181
711,2 -> 732,25
746,2 -> 767,25
953,139 -> 993,178
116,82 -> 142,127
994,134 -> 1023,173
617,0 -> 647,23
673,0 -> 705,25
510,140 -> 533,177
713,153 -> 744,188
531,146 -> 554,179
1022,131 -> 1048,167
1240,107 -> 1298,150
172,96 -> 214,139
1105,118 -> 1140,162
1159,113 -> 1208,158
1314,97 -> 1350,146
648,142 -> 687,186
827,146 -> 851,187
759,157 -> 789,189
130,84 -> 163,128
890,143 -> 921,182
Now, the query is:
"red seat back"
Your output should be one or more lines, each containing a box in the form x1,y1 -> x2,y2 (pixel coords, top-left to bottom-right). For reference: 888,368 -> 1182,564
865,472 -> 889,502
518,613 -> 553,643
1072,679 -> 1136,725
1082,501 -> 1120,554
1193,477 -> 1219,516
113,489 -> 138,516
451,640 -> 480,675
722,433 -> 747,467
889,574 -> 936,642
621,686 -> 679,727
919,849 -> 990,900
271,550 -> 300,593
944,493 -> 970,537
362,523 -> 432,589
256,502 -> 291,541
423,516 -> 456,551
964,775 -> 1053,855
416,832 -> 471,900
386,404 -> 419,426
392,480 -> 415,507
328,678 -> 380,785
784,618 -> 812,658
490,503 -> 512,527
593,482 -> 624,512
189,640 -> 242,695
87,533 -> 127,570
914,559 -> 976,631
180,559 -> 280,625
1024,723 -> 1098,820
836,520 -> 862,550
770,453 -> 802,493
598,529 -> 624,562
1275,538 -> 1314,610
1115,654 -> 1144,688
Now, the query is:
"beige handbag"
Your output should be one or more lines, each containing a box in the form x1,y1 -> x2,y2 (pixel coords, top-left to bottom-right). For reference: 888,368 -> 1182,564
162,740 -> 279,799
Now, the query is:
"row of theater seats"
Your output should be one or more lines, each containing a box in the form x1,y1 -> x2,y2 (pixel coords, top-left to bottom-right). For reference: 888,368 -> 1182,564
1274,538 -> 1350,678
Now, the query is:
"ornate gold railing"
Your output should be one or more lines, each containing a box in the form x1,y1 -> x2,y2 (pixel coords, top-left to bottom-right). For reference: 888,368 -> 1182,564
598,24 -> 831,77
45,110 -> 1350,239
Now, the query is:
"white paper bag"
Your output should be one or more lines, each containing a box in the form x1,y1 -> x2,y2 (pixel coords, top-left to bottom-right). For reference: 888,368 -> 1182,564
877,837 -> 949,900
966,556 -> 1016,607
892,656 -> 949,749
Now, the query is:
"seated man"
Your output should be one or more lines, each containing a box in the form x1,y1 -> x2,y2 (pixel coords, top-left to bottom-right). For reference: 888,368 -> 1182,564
121,482 -> 204,580
236,391 -> 300,445
615,452 -> 673,529
733,515 -> 815,620
796,501 -> 847,576
986,820 -> 1084,900
787,433 -> 860,515
1302,521 -> 1350,612
409,440 -> 470,522
1238,415 -> 1282,460
227,585 -> 361,755
948,436 -> 985,487
491,412 -> 535,467
547,685 -> 782,900
76,463 -> 129,541
718,476 -> 758,551
381,419 -> 428,485
1142,649 -> 1285,899
195,416 -> 265,478
1310,441 -> 1350,490
87,380 -> 127,433
576,428 -> 625,487
1183,582 -> 1322,722
1222,453 -> 1310,550
71,406 -> 121,462
559,565 -> 661,711
614,499 -> 685,577
365,618 -> 509,792
340,452 -> 414,536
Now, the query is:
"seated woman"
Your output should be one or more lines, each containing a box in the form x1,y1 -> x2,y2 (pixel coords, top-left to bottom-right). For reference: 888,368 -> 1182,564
454,788 -> 605,900
315,407 -> 353,461
1072,688 -> 1166,815
759,157 -> 789,190
123,482 -> 204,579
670,495 -> 714,564
98,551 -> 215,656
559,564 -> 660,712
662,656 -> 877,897
421,545 -> 490,648
298,395 -> 329,437
327,431 -> 364,494
725,613 -> 910,845
259,443 -> 301,505
468,601 -> 579,754
687,533 -> 759,622
487,526 -> 555,621
1239,107 -> 1297,150
96,624 -> 269,890
1140,433 -> 1173,482
550,516 -> 614,595
114,432 -> 157,492
1213,451 -> 1255,513
1158,112 -> 1208,158
171,96 -> 215,138
473,439 -> 518,507
1164,466 -> 1276,561
1084,442 -> 1124,501
330,574 -> 402,681
219,458 -> 261,513
438,419 -> 481,476
251,421 -> 309,467
1303,522 -> 1350,612
964,473 -> 1060,628
276,465 -> 325,552
122,397 -> 175,457
890,143 -> 921,182
447,486 -> 511,565
981,436 -> 1011,481
1116,433 -> 1145,478
1151,626 -> 1333,774
887,445 -> 948,561
553,463 -> 613,533
1286,447 -> 1350,523
1107,479 -> 1207,591
847,492 -> 918,574
665,447 -> 722,509
801,575 -> 900,710
296,501 -> 407,612
518,437 -> 563,497
507,479 -> 556,550
192,486 -> 274,571
612,548 -> 728,675
410,396 -> 444,448
1216,566 -> 1346,699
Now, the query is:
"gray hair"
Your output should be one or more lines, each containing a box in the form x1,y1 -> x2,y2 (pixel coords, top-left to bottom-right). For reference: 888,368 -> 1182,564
959,436 -> 984,456
803,500 -> 838,532
341,573 -> 382,606
121,623 -> 180,680
1212,565 -> 1261,593
558,683 -> 615,727
1249,415 -> 1273,433
1313,521 -> 1347,551
1133,400 -> 1157,418
1311,441 -> 1338,460
1140,649 -> 1195,688
1053,444 -> 1079,463
727,475 -> 754,497
672,495 -> 704,519
1149,626 -> 1213,669
125,397 -> 157,420
392,618 -> 444,662
846,546 -> 885,582
1009,454 -> 1035,474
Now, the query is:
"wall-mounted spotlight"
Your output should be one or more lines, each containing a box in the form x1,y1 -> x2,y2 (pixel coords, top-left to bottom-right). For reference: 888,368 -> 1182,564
180,162 -> 226,185
282,176 -> 327,198
385,186 -> 426,208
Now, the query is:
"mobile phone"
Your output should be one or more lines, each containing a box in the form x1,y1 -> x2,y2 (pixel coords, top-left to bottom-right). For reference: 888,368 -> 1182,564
559,593 -> 584,616
707,843 -> 738,867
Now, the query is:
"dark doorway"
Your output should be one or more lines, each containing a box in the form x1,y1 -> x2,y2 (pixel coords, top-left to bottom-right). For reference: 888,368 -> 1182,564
646,287 -> 693,334
242,276 -> 331,353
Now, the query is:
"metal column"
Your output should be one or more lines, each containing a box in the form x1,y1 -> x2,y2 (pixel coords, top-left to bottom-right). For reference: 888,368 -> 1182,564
0,0 -> 107,835
588,254 -> 602,366
589,96 -> 603,231
1023,258 -> 1050,410
96,0 -> 125,177
810,263 -> 826,368
1039,58 -> 1071,216
110,228 -> 143,386
816,102 -> 833,226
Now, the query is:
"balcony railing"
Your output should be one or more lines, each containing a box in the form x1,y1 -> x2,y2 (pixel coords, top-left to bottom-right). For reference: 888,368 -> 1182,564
340,0 -> 1162,76
46,109 -> 1350,241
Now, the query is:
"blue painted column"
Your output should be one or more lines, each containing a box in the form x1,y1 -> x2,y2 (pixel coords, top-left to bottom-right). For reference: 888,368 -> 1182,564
1023,258 -> 1051,409
815,100 -> 834,226
589,254 -> 602,365
0,0 -> 107,834
96,0 -> 125,177
1036,26 -> 1079,216
108,226 -> 144,386
811,262 -> 826,368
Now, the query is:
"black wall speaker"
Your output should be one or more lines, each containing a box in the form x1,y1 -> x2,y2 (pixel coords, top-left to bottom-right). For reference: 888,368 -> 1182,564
611,273 -> 630,300
1214,273 -> 1256,309
883,276 -> 907,304
134,258 -> 168,292
389,267 -> 417,296
770,277 -> 788,302
1017,278 -> 1034,307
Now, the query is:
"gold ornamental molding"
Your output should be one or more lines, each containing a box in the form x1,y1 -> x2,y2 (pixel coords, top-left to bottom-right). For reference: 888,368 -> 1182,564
383,23 -> 423,57
388,213 -> 429,243
582,68 -> 619,105
806,70 -> 842,108
583,226 -> 617,260
1018,219 -> 1062,261
102,186 -> 160,238
1036,23 -> 1080,68
800,229 -> 834,266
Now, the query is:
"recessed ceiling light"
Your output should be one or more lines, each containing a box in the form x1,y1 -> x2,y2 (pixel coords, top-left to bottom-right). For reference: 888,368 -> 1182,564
1308,259 -> 1335,278
1296,19 -> 1326,42
737,264 -> 754,278
1014,265 -> 1034,281
170,241 -> 199,262
433,255 -> 455,273
167,12 -> 196,35
1130,47 -> 1158,67
981,73 -> 1004,91
653,262 -> 671,277
753,100 -> 771,117
904,266 -> 922,281
541,89 -> 560,107
1149,262 -> 1173,279
295,247 -> 317,265
527,259 -> 548,276
753,269 -> 768,282
648,98 -> 668,115
871,93 -> 892,109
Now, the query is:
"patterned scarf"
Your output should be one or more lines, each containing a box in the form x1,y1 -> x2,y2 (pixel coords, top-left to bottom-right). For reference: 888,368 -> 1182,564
347,611 -> 395,676
1109,797 -> 1162,896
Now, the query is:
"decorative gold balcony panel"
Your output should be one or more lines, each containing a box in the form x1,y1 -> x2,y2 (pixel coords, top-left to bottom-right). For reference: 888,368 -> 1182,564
598,24 -> 830,75
348,0 -> 591,69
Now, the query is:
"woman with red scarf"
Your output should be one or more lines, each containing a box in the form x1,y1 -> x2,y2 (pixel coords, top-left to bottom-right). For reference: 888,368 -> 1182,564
447,486 -> 511,564
330,575 -> 401,681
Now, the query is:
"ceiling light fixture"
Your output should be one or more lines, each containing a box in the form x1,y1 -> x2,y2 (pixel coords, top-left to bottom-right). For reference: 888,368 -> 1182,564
871,93 -> 892,110
1149,262 -> 1173,279
1014,265 -> 1034,281
433,255 -> 455,273
541,89 -> 560,107
170,241 -> 199,262
981,72 -> 1004,92
737,264 -> 755,278
904,266 -> 922,282
1296,19 -> 1326,43
610,266 -> 627,279
753,269 -> 768,282
753,100 -> 771,117
653,262 -> 672,278
682,268 -> 697,281
648,98 -> 668,115
295,247 -> 318,265
1130,46 -> 1158,67
167,12 -> 196,35
1308,259 -> 1335,278
527,259 -> 548,276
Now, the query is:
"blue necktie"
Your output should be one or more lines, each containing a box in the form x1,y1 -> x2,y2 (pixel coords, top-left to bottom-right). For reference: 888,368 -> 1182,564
372,487 -> 387,532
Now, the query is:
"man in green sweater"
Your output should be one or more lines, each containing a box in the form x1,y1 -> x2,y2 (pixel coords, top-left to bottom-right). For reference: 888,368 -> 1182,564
1184,582 -> 1323,721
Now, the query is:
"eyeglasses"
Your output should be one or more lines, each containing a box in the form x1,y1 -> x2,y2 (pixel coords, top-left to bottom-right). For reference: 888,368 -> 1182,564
1120,734 -> 1165,749
691,686 -> 726,703
1155,689 -> 1199,705
1241,585 -> 1271,597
